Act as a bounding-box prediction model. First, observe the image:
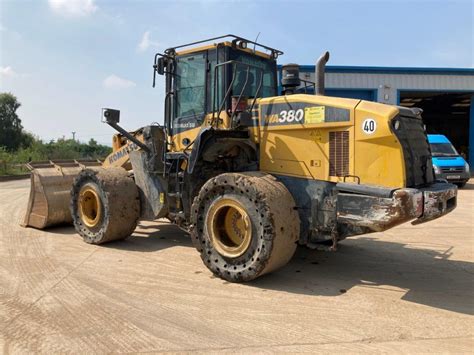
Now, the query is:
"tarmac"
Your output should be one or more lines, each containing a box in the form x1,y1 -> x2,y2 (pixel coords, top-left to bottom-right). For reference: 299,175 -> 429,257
0,178 -> 472,353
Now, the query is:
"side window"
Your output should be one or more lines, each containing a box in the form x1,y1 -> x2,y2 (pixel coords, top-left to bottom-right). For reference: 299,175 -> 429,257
232,53 -> 276,99
261,70 -> 276,97
208,51 -> 223,113
233,62 -> 258,98
175,53 -> 206,119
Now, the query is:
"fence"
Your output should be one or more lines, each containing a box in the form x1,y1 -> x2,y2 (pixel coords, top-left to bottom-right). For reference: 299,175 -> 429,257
0,161 -> 30,176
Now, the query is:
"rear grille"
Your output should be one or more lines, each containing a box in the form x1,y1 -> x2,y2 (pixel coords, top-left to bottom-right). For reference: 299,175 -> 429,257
329,131 -> 349,177
441,167 -> 464,173
392,112 -> 434,187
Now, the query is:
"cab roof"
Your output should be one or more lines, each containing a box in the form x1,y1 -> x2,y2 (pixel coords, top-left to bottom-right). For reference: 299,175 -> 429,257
163,34 -> 283,60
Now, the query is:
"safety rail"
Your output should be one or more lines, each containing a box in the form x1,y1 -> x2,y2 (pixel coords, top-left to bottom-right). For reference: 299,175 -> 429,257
163,34 -> 283,59
299,79 -> 316,94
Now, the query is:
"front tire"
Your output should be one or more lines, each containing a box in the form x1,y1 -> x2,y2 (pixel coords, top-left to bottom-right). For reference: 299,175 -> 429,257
191,172 -> 300,282
70,168 -> 140,244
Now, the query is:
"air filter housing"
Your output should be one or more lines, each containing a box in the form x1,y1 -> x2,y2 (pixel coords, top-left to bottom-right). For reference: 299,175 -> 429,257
281,63 -> 301,93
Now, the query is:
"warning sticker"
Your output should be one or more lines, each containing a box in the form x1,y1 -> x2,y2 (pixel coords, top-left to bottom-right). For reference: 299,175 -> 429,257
309,129 -> 322,142
304,106 -> 325,124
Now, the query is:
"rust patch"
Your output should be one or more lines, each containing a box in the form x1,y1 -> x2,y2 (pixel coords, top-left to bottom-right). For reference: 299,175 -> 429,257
337,188 -> 423,232
412,185 -> 457,225
336,183 -> 457,233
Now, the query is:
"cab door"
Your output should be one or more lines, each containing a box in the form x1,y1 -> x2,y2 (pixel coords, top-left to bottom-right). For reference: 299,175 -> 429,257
170,51 -> 208,152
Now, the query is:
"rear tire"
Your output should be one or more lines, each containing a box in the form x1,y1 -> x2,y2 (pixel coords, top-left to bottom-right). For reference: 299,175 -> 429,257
456,182 -> 467,188
70,168 -> 140,244
191,172 -> 299,282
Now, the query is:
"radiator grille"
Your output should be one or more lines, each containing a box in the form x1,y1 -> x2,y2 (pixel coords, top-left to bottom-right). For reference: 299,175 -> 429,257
329,131 -> 349,177
441,167 -> 464,173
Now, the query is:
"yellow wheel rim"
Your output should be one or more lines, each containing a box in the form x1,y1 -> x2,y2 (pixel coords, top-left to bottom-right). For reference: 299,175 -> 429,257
78,185 -> 102,228
206,198 -> 252,258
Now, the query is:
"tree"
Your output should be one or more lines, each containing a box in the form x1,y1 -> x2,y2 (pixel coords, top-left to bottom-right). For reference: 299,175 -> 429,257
0,93 -> 28,151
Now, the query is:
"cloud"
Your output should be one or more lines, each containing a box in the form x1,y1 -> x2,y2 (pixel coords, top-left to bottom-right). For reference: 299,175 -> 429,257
0,66 -> 19,78
103,75 -> 136,89
48,0 -> 98,17
138,31 -> 160,52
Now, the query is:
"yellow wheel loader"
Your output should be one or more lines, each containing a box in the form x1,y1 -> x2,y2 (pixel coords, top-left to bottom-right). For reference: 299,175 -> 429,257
23,35 -> 457,282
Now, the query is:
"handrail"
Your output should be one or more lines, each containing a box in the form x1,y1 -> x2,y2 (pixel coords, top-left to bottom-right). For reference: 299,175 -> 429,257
212,61 -> 238,128
249,70 -> 263,113
230,65 -> 263,126
211,60 -> 264,128
300,79 -> 316,94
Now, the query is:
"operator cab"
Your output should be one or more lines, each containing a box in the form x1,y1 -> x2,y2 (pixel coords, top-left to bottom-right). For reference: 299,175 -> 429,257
153,35 -> 282,136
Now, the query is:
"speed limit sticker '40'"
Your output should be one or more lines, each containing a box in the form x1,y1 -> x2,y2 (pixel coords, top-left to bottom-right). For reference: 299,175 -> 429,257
362,118 -> 377,134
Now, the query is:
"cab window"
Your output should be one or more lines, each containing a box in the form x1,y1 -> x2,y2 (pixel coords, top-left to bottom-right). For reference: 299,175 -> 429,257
207,49 -> 225,113
175,53 -> 207,119
231,51 -> 276,98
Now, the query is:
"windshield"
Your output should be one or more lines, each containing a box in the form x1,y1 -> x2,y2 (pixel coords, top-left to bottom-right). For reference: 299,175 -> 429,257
231,51 -> 276,98
430,143 -> 458,157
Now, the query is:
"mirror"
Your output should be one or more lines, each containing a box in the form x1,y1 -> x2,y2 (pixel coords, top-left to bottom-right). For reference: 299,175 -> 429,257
102,108 -> 120,124
156,57 -> 165,75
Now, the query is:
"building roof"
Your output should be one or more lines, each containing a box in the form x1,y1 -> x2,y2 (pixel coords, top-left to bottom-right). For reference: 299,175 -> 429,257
290,65 -> 474,76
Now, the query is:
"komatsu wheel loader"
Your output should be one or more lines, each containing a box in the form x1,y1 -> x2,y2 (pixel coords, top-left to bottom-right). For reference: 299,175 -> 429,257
22,35 -> 457,282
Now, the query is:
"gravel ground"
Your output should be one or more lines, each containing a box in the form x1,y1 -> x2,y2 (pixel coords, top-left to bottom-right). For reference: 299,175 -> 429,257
0,179 -> 472,353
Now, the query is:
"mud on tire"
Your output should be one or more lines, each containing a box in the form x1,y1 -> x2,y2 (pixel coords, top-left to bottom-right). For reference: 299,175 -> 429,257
70,167 -> 140,244
191,172 -> 300,282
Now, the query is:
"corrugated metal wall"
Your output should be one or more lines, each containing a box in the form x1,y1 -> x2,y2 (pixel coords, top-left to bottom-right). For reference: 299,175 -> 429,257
299,70 -> 474,104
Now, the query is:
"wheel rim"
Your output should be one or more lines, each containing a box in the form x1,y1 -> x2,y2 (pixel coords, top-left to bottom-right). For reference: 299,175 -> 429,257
207,198 -> 252,258
78,186 -> 102,228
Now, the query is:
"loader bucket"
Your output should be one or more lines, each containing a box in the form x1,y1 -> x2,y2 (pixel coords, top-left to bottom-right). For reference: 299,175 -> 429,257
22,160 -> 102,229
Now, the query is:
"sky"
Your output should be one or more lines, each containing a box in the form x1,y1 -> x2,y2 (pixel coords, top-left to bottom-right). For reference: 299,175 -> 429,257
1,0 -> 473,145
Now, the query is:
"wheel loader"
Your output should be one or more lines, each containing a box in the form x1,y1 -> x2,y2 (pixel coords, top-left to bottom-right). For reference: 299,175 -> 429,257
22,35 -> 458,282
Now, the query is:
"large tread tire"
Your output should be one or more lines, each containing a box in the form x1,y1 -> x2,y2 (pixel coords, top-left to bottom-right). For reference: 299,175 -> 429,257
191,172 -> 299,282
70,167 -> 140,244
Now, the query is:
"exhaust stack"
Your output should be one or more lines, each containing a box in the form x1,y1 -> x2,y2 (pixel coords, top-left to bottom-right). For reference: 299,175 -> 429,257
315,51 -> 330,95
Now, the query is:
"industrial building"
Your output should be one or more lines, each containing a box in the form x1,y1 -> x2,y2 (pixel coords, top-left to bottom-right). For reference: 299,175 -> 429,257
283,65 -> 474,168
